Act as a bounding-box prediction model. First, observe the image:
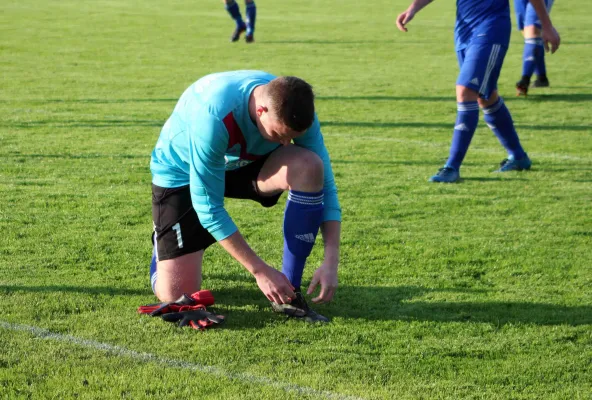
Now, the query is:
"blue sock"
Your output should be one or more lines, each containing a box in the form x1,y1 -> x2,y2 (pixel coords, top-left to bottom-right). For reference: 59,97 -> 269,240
225,1 -> 245,28
282,190 -> 324,291
482,98 -> 527,160
522,39 -> 540,79
533,39 -> 547,77
245,1 -> 256,35
445,101 -> 479,170
149,236 -> 158,295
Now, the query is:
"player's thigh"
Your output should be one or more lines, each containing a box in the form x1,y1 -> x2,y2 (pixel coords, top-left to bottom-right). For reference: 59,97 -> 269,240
514,0 -> 527,31
155,251 -> 204,302
223,154 -> 283,207
457,43 -> 508,101
256,145 -> 324,195
524,0 -> 553,31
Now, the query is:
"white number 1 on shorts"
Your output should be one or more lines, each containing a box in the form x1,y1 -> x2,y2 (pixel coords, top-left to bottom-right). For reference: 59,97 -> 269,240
172,223 -> 184,248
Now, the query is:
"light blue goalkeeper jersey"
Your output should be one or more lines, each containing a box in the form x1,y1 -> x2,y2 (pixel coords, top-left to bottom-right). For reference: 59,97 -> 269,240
150,70 -> 341,242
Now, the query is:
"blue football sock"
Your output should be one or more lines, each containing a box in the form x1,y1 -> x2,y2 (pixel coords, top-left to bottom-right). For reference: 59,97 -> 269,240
282,190 -> 324,291
533,39 -> 547,77
522,39 -> 540,79
225,0 -> 245,28
149,237 -> 158,295
445,101 -> 479,170
245,1 -> 256,35
482,98 -> 527,160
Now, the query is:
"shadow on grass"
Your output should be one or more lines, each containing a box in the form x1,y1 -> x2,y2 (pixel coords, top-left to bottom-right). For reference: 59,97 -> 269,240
2,93 -> 590,106
321,120 -> 592,131
317,93 -> 592,103
212,285 -> 591,328
460,176 -> 529,182
0,284 -> 146,296
4,153 -> 147,160
3,284 -> 589,328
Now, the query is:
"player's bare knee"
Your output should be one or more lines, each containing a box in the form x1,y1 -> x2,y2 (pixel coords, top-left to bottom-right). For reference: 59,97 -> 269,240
286,150 -> 324,191
456,85 -> 479,102
524,25 -> 541,38
477,91 -> 498,108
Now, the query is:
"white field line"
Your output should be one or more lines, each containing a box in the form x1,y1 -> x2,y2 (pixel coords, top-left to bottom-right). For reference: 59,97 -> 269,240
325,133 -> 592,162
1,321 -> 365,400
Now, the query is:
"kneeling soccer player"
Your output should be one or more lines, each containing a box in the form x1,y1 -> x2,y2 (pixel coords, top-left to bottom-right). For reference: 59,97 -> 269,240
148,71 -> 341,323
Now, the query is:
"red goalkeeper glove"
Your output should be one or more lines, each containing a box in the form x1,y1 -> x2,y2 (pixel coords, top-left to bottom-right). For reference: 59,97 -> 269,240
137,290 -> 215,316
161,305 -> 225,330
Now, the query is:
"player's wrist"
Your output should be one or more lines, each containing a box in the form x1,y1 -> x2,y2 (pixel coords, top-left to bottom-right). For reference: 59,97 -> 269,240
250,261 -> 273,276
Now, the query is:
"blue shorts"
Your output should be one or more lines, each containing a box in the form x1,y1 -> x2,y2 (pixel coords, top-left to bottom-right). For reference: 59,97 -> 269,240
515,0 -> 555,31
456,43 -> 508,100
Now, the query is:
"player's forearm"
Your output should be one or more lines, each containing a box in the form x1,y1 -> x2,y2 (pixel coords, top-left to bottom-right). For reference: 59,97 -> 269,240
407,0 -> 433,14
321,220 -> 341,266
218,230 -> 268,275
527,0 -> 554,29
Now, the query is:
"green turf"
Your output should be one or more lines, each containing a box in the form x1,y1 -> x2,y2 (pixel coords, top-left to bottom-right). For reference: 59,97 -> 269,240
1,0 -> 591,398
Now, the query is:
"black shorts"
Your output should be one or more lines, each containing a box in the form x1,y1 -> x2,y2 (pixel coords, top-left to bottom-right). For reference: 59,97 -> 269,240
152,154 -> 282,261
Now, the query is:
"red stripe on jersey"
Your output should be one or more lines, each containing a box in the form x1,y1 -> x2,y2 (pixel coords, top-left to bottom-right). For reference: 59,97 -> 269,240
222,112 -> 261,161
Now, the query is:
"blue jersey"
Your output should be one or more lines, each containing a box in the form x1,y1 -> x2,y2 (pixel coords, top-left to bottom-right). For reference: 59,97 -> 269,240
150,70 -> 341,241
455,0 -> 511,50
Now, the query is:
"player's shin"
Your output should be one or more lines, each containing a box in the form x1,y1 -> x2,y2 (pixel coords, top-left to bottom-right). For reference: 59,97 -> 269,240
149,236 -> 158,295
245,1 -> 256,35
281,190 -> 324,292
482,98 -> 527,160
225,0 -> 246,29
522,38 -> 541,80
446,102 -> 479,170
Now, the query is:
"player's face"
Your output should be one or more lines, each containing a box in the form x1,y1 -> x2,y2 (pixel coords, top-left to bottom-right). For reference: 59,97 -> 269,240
257,110 -> 305,146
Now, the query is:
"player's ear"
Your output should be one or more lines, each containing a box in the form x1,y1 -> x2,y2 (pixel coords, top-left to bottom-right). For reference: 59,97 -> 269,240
256,106 -> 268,117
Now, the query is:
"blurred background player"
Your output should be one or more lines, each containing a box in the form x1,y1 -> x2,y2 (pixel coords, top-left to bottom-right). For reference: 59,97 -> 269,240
149,71 -> 341,323
396,0 -> 560,183
515,0 -> 555,96
223,0 -> 256,43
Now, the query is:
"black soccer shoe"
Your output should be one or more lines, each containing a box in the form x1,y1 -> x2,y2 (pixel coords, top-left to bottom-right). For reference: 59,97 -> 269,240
531,76 -> 550,88
245,33 -> 254,43
516,76 -> 530,96
231,24 -> 246,42
271,292 -> 329,323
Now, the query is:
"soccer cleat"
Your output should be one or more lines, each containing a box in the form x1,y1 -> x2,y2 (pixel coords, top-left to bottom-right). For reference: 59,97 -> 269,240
496,154 -> 532,172
271,292 -> 329,323
230,23 -> 247,42
245,33 -> 254,43
428,166 -> 460,183
531,76 -> 550,88
516,76 -> 530,96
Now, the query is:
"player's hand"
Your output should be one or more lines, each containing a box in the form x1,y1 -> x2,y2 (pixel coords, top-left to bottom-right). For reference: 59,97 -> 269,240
254,265 -> 295,304
396,9 -> 416,32
542,26 -> 560,53
307,261 -> 338,304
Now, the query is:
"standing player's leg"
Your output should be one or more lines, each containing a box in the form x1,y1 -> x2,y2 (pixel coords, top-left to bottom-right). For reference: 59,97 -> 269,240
533,0 -> 554,88
516,0 -> 554,95
223,0 -> 247,42
150,185 -> 216,302
429,49 -> 480,183
474,44 -> 531,171
244,0 -> 256,43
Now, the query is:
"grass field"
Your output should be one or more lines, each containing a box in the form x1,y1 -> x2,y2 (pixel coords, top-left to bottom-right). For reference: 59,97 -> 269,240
1,0 -> 591,398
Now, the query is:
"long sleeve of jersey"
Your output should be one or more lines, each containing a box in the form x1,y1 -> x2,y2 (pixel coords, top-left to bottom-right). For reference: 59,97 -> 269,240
294,115 -> 342,222
188,111 -> 238,241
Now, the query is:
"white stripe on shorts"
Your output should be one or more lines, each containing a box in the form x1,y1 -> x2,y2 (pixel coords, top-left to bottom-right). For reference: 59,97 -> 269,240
480,44 -> 501,96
